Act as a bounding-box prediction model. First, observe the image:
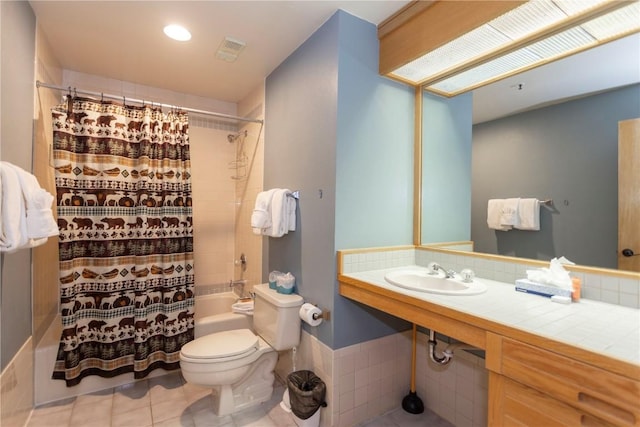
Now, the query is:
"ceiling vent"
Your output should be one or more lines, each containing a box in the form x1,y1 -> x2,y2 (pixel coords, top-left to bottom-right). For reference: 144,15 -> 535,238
216,36 -> 246,62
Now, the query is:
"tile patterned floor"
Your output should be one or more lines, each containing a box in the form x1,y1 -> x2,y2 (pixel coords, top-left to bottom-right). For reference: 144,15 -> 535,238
27,371 -> 453,427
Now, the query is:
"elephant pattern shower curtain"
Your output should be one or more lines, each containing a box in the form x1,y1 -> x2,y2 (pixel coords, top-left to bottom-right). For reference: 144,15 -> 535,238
51,97 -> 194,386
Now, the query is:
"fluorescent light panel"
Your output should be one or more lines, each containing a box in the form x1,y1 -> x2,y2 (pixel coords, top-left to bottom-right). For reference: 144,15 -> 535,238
390,0 -> 640,96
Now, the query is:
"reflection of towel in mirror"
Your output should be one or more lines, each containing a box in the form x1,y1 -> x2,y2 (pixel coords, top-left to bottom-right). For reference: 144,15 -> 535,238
516,198 -> 540,231
487,199 -> 511,231
0,161 -> 58,252
499,198 -> 520,227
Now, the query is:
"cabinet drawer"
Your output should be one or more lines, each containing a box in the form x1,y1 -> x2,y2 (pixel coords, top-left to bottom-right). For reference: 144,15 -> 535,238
499,337 -> 639,426
494,375 -> 619,427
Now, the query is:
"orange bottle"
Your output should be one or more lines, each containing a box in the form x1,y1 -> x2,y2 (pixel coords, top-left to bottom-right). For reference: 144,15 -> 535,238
571,277 -> 581,302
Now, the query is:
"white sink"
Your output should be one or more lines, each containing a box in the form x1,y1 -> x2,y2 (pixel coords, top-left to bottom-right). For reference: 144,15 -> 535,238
384,267 -> 487,295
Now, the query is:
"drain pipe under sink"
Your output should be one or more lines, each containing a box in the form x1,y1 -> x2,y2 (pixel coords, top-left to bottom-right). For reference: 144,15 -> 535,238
428,330 -> 478,365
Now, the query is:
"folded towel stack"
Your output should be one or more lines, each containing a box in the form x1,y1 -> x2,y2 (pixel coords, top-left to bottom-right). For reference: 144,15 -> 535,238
487,198 -> 540,231
0,161 -> 59,252
231,301 -> 254,316
251,188 -> 296,237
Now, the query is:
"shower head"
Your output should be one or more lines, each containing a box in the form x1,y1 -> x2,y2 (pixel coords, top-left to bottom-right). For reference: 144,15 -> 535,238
227,130 -> 248,143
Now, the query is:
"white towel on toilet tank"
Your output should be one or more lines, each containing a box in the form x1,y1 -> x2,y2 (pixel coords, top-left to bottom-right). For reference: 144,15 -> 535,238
515,198 -> 540,231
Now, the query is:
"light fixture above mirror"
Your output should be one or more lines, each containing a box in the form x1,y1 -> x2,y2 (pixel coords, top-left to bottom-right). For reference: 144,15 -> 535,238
381,0 -> 640,97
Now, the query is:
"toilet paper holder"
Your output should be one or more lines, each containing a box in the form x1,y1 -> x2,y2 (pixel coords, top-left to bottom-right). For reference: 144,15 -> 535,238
312,306 -> 330,321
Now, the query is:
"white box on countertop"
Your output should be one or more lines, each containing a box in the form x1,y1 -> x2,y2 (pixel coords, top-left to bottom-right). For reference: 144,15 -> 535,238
515,278 -> 572,298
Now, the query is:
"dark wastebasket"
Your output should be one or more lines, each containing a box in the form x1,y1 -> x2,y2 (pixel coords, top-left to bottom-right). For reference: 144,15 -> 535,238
287,370 -> 327,420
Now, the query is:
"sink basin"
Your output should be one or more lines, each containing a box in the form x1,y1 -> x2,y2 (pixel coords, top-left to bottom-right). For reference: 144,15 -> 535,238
384,267 -> 487,295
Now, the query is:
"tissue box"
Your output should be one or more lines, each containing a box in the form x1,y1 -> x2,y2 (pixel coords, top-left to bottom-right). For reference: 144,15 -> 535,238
515,279 -> 572,298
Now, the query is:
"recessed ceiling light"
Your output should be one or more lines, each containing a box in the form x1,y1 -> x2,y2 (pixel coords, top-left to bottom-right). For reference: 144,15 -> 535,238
163,24 -> 191,42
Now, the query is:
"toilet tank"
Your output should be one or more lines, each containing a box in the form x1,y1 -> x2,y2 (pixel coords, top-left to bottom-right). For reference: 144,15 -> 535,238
253,284 -> 304,351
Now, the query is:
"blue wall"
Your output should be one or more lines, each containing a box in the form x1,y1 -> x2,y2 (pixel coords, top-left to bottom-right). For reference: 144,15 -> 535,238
265,10 -> 414,349
335,14 -> 414,250
421,92 -> 472,244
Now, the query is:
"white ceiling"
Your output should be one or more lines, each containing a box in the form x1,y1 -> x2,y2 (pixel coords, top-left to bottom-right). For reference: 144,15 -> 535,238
29,1 -> 411,103
30,1 -> 640,122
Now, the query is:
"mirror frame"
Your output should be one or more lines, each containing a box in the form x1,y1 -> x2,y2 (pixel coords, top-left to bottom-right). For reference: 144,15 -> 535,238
412,90 -> 640,280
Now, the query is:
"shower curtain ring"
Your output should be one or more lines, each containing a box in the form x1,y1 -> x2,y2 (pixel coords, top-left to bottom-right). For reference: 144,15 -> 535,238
73,88 -> 78,98
101,92 -> 104,103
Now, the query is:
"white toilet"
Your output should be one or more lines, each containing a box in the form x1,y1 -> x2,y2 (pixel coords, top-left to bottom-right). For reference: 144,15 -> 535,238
180,284 -> 304,416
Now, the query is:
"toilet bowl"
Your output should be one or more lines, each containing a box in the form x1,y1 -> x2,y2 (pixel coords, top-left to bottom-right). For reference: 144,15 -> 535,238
180,284 -> 303,416
180,329 -> 277,415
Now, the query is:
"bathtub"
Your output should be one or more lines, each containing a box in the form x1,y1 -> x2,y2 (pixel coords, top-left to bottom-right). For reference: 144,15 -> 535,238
195,292 -> 253,338
35,314 -> 172,405
34,291 -> 251,405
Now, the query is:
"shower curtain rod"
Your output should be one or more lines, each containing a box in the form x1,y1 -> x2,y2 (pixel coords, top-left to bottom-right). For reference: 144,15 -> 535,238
35,80 -> 263,124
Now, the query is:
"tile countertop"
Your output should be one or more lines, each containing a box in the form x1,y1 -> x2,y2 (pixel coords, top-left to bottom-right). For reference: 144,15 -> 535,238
342,266 -> 640,367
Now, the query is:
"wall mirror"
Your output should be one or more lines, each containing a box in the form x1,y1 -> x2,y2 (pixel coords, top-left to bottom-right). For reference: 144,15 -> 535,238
418,33 -> 640,274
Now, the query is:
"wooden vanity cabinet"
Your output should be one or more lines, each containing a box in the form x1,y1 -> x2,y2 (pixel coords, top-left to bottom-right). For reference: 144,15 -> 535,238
486,333 -> 640,426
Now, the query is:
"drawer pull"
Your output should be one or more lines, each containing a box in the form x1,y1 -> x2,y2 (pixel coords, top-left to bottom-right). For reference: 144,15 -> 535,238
580,414 -> 617,427
578,392 -> 635,425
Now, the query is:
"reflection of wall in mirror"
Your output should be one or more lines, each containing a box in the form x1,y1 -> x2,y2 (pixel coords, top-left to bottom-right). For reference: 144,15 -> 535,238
471,84 -> 640,269
421,91 -> 472,244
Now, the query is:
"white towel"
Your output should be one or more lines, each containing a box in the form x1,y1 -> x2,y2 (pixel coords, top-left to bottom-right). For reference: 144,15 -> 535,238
10,164 -> 58,240
487,199 -> 511,231
0,162 -> 26,251
515,198 -> 540,231
0,162 -> 58,252
499,198 -> 520,227
287,192 -> 296,232
231,301 -> 254,316
269,189 -> 290,238
251,189 -> 277,235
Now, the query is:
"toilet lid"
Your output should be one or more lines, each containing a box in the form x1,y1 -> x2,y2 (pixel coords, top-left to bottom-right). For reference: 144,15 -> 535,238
181,329 -> 258,360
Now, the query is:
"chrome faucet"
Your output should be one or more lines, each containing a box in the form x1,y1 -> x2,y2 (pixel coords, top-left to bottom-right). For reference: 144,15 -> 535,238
428,262 -> 456,278
229,279 -> 247,298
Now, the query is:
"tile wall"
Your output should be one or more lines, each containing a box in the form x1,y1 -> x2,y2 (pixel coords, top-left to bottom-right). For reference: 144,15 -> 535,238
292,324 -> 487,427
235,85 -> 266,290
33,25 -> 63,345
189,125 -> 238,286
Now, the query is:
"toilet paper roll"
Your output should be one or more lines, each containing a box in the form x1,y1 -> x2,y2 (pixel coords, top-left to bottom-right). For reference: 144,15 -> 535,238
299,303 -> 323,327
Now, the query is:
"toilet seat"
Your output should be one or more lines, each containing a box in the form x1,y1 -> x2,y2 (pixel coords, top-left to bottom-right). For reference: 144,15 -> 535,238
181,329 -> 259,362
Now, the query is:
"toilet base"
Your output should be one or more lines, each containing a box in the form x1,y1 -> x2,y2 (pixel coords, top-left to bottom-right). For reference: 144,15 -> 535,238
210,351 -> 278,416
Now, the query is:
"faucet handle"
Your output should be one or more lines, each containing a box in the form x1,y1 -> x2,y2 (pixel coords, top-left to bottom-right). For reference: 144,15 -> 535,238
460,268 -> 475,283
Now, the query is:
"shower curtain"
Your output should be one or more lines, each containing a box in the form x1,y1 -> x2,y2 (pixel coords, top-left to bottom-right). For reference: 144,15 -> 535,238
51,97 -> 194,386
